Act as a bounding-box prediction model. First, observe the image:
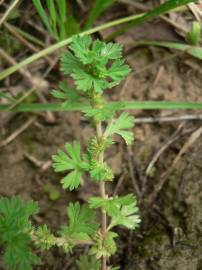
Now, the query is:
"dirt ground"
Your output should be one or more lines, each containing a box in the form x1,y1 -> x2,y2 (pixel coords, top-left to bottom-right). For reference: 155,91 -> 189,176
1,11 -> 202,270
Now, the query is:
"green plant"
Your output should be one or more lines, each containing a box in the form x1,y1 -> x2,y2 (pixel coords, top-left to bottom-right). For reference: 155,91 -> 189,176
32,0 -> 80,41
0,0 -> 196,80
0,35 -> 140,270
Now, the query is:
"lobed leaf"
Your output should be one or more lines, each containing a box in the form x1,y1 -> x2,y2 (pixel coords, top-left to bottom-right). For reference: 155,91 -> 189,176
52,141 -> 89,190
0,197 -> 40,270
76,255 -> 101,270
51,81 -> 80,105
89,194 -> 140,230
60,202 -> 99,250
105,112 -> 135,144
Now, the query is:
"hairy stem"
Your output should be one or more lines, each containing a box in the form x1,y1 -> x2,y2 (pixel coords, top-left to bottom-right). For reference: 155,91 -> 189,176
96,122 -> 107,270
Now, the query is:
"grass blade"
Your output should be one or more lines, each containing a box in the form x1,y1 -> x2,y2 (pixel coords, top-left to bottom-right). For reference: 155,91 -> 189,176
32,0 -> 53,34
107,0 -> 197,40
46,0 -> 58,38
55,0 -> 67,39
7,23 -> 45,47
84,0 -> 116,29
1,101 -> 202,112
0,92 -> 15,102
133,40 -> 202,60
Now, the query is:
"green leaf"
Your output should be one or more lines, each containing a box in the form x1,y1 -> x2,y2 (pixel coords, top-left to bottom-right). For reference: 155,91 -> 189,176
100,42 -> 122,59
82,106 -> 114,121
105,112 -> 135,144
90,231 -> 117,258
66,15 -> 80,38
60,203 -> 99,249
69,35 -> 92,64
61,36 -> 130,93
61,170 -> 83,190
61,51 -> 82,75
71,67 -> 108,93
76,255 -> 101,270
51,81 -> 80,105
35,225 -> 56,250
0,197 -> 40,270
110,201 -> 141,230
52,141 -> 89,190
108,59 -> 130,86
90,160 -> 113,182
89,194 -> 135,216
186,21 -> 201,46
89,194 -> 140,230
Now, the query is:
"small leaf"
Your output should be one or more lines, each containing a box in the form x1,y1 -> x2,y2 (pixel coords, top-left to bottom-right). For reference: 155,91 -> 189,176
186,21 -> 201,46
89,194 -> 141,230
60,202 -> 99,249
76,255 -> 101,270
61,51 -> 82,75
35,225 -> 56,250
90,160 -> 113,181
108,59 -> 130,84
61,170 -> 83,190
90,231 -> 117,258
69,35 -> 92,64
51,81 -> 80,105
52,141 -> 89,190
105,112 -> 135,144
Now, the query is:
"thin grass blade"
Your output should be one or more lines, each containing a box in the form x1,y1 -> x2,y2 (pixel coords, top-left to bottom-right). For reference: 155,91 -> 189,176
84,0 -> 116,29
107,0 -> 197,40
32,0 -> 53,35
133,40 -> 202,60
1,101 -> 202,112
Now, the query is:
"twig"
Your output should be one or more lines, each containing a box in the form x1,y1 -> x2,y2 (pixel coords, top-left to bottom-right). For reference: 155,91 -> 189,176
126,146 -> 141,199
113,173 -> 125,196
4,22 -> 53,65
0,0 -> 20,26
146,123 -> 185,176
24,152 -> 43,168
134,114 -> 202,124
132,52 -> 183,76
0,116 -> 36,148
96,122 -> 107,270
0,48 -> 55,123
76,0 -> 87,11
188,3 -> 202,22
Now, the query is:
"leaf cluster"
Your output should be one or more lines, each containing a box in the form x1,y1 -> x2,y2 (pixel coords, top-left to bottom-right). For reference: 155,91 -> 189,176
59,202 -> 99,251
61,35 -> 130,93
0,197 -> 40,270
33,0 -> 80,40
90,231 -> 118,259
76,255 -> 101,270
89,194 -> 140,230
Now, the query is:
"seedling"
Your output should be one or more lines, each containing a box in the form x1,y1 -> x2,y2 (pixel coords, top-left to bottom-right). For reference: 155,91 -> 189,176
0,35 -> 140,270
